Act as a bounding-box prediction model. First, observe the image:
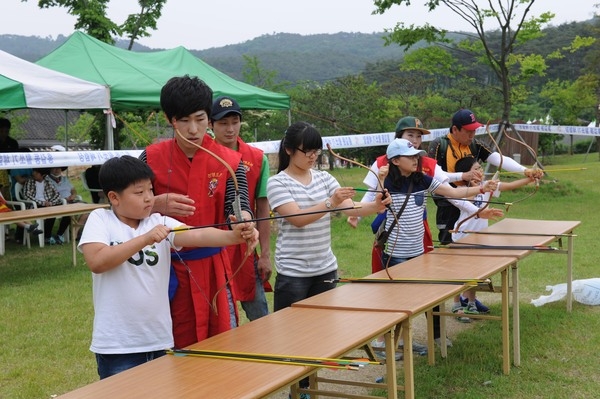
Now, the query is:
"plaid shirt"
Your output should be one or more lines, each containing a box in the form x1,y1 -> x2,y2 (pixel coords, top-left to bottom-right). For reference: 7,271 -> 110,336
22,178 -> 62,207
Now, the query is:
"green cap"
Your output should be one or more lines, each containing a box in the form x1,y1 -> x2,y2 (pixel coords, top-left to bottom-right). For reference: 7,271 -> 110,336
395,116 -> 430,135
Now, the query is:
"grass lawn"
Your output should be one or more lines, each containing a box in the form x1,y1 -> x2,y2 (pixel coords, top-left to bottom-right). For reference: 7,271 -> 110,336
1,154 -> 599,398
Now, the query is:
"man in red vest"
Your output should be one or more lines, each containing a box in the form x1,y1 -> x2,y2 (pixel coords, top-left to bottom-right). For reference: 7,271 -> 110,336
140,76 -> 255,348
210,96 -> 272,321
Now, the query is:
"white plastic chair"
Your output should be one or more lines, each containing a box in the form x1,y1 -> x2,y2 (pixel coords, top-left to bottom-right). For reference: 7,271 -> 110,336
80,171 -> 105,203
14,182 -> 45,248
0,200 -> 33,254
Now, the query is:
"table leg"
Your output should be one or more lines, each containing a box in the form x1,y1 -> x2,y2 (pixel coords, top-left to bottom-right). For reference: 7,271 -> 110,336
71,216 -> 78,267
503,267 -> 511,374
439,302 -> 447,359
426,309 -> 435,365
0,224 -> 5,255
567,234 -> 574,312
402,320 -> 414,399
511,262 -> 520,368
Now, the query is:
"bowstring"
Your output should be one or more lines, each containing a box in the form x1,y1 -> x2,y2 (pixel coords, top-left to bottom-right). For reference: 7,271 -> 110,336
167,122 -> 218,314
326,144 -> 395,280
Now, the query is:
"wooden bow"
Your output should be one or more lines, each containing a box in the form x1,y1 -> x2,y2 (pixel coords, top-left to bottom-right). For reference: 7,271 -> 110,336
503,124 -> 541,204
172,127 -> 252,315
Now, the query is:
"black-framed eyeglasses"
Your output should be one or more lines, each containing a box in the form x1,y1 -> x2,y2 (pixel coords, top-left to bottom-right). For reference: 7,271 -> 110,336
296,148 -> 322,157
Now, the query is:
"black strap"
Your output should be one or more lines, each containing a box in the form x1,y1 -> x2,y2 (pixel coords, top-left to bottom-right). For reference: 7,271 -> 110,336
384,180 -> 413,237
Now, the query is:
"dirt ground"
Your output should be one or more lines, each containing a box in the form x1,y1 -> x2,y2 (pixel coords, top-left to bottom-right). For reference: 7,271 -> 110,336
265,292 -> 497,399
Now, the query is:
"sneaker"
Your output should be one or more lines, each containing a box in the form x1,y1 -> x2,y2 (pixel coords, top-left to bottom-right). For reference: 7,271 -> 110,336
371,339 -> 402,361
475,299 -> 490,314
397,340 -> 428,355
452,305 -> 471,323
465,302 -> 480,315
27,223 -> 39,233
46,237 -> 56,245
54,235 -> 64,245
461,296 -> 490,314
435,337 -> 453,348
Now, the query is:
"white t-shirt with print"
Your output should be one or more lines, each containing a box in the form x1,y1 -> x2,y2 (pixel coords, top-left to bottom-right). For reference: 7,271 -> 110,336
78,209 -> 181,354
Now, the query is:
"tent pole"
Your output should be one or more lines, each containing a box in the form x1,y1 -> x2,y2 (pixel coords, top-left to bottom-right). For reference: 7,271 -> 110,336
106,111 -> 114,150
64,110 -> 68,150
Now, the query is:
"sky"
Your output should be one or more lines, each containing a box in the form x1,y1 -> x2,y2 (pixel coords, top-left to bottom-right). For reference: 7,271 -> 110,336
1,0 -> 598,51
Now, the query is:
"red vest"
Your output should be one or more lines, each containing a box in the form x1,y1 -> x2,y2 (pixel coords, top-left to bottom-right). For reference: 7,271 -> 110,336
146,136 -> 242,230
146,135 -> 243,346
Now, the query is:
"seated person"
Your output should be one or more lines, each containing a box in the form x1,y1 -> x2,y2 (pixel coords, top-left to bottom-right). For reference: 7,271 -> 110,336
47,166 -> 83,204
22,168 -> 65,245
47,166 -> 88,237
9,147 -> 33,240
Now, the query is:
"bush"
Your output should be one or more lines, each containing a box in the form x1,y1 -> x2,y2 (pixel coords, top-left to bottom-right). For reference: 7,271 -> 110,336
573,139 -> 598,154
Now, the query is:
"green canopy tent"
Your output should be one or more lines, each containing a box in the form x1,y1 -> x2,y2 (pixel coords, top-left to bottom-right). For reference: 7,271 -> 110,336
36,32 -> 290,148
36,31 -> 290,111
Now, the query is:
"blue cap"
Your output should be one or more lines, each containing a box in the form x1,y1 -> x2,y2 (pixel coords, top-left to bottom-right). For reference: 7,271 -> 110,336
386,138 -> 426,159
452,109 -> 483,130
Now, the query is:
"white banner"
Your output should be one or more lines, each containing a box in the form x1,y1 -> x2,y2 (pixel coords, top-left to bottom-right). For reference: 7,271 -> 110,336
1,124 -> 598,169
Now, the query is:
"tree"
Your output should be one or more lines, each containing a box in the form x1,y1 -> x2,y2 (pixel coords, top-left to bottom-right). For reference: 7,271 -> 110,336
372,0 -> 555,122
32,0 -> 120,44
55,112 -> 97,146
121,0 -> 167,50
291,75 -> 394,166
29,0 -> 166,48
239,55 -> 291,143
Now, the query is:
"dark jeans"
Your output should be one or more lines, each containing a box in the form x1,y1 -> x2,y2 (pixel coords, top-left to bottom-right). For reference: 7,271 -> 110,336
274,270 -> 337,312
274,270 -> 337,391
436,203 -> 460,245
95,350 -> 166,379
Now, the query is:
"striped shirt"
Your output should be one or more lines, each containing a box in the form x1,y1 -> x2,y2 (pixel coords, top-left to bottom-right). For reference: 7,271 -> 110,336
384,175 -> 441,258
267,169 -> 340,278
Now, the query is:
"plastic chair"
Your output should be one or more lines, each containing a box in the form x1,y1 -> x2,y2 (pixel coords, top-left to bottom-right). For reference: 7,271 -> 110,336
14,182 -> 45,248
1,199 -> 33,251
81,171 -> 105,203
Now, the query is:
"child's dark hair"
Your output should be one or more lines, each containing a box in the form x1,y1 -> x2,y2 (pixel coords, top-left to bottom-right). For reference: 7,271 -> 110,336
277,121 -> 322,172
99,156 -> 154,196
32,167 -> 49,176
160,75 -> 213,122
387,156 -> 425,189
454,156 -> 477,174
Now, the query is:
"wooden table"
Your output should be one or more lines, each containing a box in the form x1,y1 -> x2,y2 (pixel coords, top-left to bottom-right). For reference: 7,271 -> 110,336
0,203 -> 108,265
58,307 -> 408,399
293,278 -> 470,397
368,253 -> 517,374
434,218 -> 580,366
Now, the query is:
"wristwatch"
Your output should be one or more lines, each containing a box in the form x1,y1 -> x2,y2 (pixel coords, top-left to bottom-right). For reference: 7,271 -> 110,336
325,198 -> 332,209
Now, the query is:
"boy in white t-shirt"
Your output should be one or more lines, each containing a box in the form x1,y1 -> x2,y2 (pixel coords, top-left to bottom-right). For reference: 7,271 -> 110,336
78,155 -> 258,379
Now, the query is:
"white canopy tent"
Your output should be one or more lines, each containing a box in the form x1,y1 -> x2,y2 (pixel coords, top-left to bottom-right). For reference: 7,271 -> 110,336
0,49 -> 110,110
0,49 -> 112,149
